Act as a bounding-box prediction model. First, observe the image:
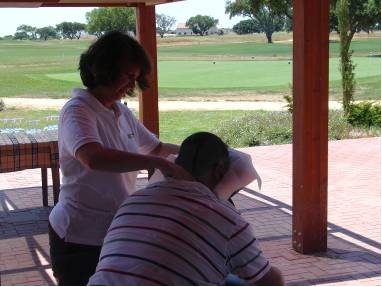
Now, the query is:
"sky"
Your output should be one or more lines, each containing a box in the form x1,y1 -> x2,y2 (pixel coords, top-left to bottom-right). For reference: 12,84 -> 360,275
0,0 -> 247,37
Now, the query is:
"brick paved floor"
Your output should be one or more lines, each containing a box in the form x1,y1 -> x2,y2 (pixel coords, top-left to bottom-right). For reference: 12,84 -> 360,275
0,137 -> 380,285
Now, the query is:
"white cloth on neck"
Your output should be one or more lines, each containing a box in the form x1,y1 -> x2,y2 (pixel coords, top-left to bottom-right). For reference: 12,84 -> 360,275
148,148 -> 261,200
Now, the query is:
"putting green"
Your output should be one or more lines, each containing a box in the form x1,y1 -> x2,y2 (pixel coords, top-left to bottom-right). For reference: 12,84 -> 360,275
45,57 -> 380,90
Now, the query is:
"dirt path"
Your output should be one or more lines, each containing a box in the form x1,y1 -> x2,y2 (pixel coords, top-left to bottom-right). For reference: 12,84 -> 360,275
2,97 -> 343,111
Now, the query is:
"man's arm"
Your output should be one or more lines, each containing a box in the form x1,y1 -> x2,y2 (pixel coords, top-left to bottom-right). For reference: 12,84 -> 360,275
256,266 -> 284,286
228,223 -> 284,286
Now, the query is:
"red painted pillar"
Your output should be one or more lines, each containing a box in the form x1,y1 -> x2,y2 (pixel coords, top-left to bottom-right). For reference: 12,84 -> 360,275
292,0 -> 329,253
136,3 -> 159,136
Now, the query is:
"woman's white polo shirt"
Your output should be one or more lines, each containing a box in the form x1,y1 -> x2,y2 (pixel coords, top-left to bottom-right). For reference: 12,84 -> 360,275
49,88 -> 160,246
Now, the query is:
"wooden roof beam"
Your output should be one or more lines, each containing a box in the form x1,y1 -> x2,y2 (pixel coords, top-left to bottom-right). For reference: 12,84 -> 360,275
0,0 -> 181,7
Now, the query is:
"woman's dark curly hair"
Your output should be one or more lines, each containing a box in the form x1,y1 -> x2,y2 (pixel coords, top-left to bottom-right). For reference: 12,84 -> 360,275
79,31 -> 152,91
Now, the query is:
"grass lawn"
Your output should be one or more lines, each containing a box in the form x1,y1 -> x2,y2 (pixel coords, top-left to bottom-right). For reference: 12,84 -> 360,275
0,35 -> 380,100
0,107 -> 248,144
159,110 -> 250,144
0,108 -> 379,146
44,57 -> 381,100
158,38 -> 381,59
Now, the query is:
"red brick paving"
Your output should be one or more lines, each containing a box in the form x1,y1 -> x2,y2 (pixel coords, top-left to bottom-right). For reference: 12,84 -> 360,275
0,137 -> 380,286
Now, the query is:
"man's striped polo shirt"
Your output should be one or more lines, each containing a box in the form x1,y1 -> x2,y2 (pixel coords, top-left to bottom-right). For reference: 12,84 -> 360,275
88,178 -> 271,286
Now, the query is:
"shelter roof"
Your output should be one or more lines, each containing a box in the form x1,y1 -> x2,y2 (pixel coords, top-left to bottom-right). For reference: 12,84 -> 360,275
176,23 -> 188,29
0,0 -> 182,7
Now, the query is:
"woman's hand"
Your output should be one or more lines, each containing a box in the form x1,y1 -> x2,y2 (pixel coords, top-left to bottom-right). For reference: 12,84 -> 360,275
156,158 -> 194,181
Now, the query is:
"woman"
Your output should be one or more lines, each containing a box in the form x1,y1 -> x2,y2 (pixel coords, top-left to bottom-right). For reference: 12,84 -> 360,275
48,31 -> 191,285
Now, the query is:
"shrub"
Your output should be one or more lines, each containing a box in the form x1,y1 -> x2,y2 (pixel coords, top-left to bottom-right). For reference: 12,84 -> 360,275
214,110 -> 379,148
214,111 -> 292,147
283,95 -> 293,113
0,99 -> 5,111
328,110 -> 352,140
346,102 -> 381,128
283,83 -> 293,113
2,35 -> 14,40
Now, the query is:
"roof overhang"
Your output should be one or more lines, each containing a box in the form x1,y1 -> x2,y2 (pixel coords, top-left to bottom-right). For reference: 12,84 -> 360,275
0,0 -> 182,7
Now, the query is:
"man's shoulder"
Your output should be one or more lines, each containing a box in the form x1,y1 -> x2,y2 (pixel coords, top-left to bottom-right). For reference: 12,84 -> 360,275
130,180 -> 246,220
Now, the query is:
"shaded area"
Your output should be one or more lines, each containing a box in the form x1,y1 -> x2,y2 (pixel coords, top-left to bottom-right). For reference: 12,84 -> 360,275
0,138 -> 380,285
233,188 -> 381,286
0,182 -> 380,286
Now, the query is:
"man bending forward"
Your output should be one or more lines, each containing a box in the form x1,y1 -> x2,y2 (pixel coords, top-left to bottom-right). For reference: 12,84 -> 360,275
88,132 -> 283,286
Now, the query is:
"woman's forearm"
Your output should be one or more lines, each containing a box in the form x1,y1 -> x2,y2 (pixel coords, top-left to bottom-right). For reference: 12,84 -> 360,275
86,148 -> 166,173
87,146 -> 193,180
150,142 -> 180,157
76,142 -> 165,173
75,142 -> 192,180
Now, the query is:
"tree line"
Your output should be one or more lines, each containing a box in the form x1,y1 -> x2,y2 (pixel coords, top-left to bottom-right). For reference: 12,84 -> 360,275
225,0 -> 380,115
12,22 -> 86,40
1,8 -> 222,40
7,8 -> 137,41
1,1 -> 380,44
227,0 -> 380,43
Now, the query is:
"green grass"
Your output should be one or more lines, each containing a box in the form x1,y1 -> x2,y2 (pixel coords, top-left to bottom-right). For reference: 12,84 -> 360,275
159,110 -> 248,144
329,38 -> 381,57
1,108 -> 379,146
157,38 -> 380,58
0,37 -> 380,100
0,107 -> 246,144
43,57 -> 381,100
0,108 -> 59,130
215,110 -> 380,147
158,42 -> 292,58
159,57 -> 380,91
0,40 -> 87,65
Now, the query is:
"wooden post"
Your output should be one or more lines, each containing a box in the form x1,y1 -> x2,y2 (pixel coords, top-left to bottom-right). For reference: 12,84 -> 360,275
41,168 -> 48,206
292,0 -> 329,253
51,167 -> 60,205
136,3 -> 159,136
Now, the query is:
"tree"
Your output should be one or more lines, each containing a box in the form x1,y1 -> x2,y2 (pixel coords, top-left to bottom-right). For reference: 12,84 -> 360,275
330,0 -> 381,33
233,19 -> 260,34
14,31 -> 29,40
73,22 -> 87,39
56,22 -> 86,39
86,7 -> 136,37
185,15 -> 219,36
15,24 -> 37,40
156,13 -> 176,38
284,16 -> 293,32
36,26 -> 58,40
337,0 -> 356,115
330,8 -> 339,33
226,0 -> 293,19
264,0 -> 292,20
331,0 -> 380,114
1,35 -> 14,40
0,98 -> 4,111
226,1 -> 285,43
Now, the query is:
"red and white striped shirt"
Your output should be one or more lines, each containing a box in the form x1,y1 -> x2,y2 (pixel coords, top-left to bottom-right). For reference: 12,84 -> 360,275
88,178 -> 271,286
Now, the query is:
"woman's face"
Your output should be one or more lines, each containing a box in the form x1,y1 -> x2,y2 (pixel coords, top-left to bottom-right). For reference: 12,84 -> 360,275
112,65 -> 141,101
